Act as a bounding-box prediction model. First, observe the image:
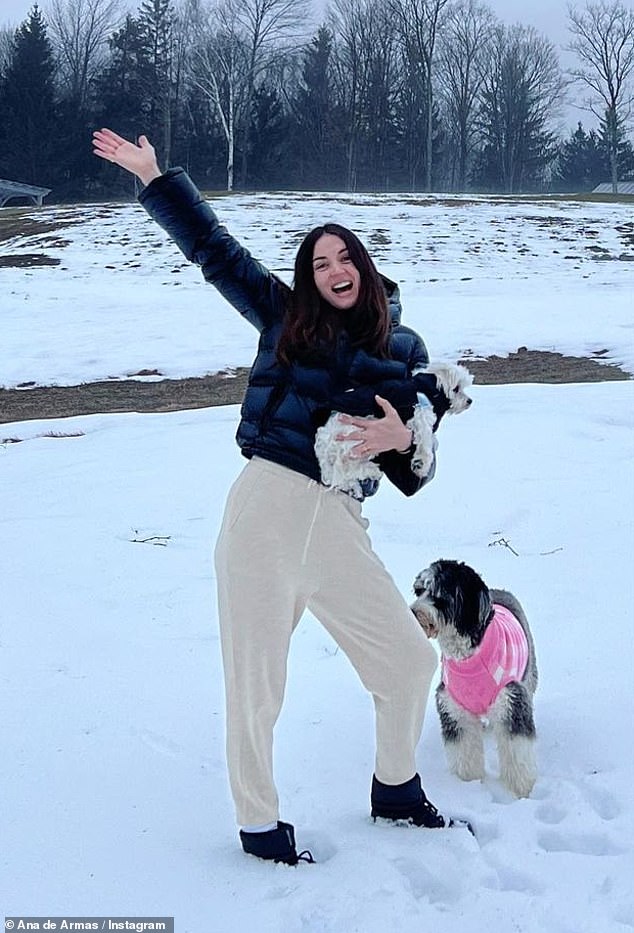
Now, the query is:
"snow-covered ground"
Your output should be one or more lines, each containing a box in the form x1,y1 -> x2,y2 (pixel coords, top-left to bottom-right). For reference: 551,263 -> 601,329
1,191 -> 633,387
1,191 -> 633,932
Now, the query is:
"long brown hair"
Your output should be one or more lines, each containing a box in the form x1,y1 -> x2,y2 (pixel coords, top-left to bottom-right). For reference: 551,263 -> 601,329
277,223 -> 391,365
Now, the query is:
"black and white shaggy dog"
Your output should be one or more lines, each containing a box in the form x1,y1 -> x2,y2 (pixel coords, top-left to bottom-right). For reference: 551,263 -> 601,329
411,560 -> 538,798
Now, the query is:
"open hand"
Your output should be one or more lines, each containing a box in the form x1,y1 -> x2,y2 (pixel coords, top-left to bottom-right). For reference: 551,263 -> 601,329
336,396 -> 413,458
92,128 -> 162,187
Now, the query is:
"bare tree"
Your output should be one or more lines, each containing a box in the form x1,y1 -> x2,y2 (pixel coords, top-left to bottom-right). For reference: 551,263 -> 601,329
234,0 -> 311,185
0,24 -> 15,74
437,0 -> 496,191
568,0 -> 634,191
389,0 -> 451,191
48,0 -> 121,109
329,0 -> 366,192
169,0 -> 204,167
363,4 -> 400,189
190,0 -> 248,189
329,0 -> 396,190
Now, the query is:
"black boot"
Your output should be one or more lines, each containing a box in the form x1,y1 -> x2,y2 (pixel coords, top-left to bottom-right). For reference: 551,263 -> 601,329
239,821 -> 315,865
371,774 -> 467,830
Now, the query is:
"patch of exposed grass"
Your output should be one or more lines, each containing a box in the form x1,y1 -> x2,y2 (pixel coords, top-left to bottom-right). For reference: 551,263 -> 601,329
0,204 -> 88,244
0,253 -> 61,267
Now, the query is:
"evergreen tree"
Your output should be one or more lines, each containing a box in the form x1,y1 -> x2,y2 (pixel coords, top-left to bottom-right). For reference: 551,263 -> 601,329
556,122 -> 607,190
568,1 -> 634,192
247,85 -> 291,187
556,118 -> 634,191
598,107 -> 634,183
95,17 -> 153,147
292,26 -> 342,188
138,0 -> 176,168
473,25 -> 561,193
0,4 -> 58,186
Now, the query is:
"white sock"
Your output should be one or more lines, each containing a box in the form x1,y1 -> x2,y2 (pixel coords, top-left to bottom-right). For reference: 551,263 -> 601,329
241,821 -> 278,834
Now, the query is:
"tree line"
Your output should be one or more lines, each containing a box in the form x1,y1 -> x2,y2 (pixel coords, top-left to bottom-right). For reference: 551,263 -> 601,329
0,0 -> 633,201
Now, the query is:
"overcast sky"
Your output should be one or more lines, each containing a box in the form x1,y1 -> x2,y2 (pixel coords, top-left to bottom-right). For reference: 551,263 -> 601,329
1,0 -> 589,131
2,0 -> 574,44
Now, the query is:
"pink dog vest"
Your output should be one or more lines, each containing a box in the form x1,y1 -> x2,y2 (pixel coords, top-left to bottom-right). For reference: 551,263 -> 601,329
442,604 -> 529,716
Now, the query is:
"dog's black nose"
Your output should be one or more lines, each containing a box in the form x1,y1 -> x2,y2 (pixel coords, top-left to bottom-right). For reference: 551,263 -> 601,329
466,398 -> 472,406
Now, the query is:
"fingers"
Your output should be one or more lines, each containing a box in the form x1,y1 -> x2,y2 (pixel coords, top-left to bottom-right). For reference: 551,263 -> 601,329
333,423 -> 371,457
95,127 -> 128,146
92,129 -> 122,161
341,430 -> 375,459
374,395 -> 397,416
339,397 -> 396,425
337,414 -> 373,428
92,128 -> 141,162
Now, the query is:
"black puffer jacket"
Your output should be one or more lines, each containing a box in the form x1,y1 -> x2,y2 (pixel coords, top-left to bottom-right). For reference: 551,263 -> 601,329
139,168 -> 435,497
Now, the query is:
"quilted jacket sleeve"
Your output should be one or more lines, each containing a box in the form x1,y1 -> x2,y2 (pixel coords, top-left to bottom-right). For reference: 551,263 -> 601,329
378,328 -> 436,497
138,168 -> 288,332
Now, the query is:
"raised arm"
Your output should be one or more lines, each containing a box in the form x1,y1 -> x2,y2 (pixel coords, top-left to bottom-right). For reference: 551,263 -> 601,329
92,129 -> 288,332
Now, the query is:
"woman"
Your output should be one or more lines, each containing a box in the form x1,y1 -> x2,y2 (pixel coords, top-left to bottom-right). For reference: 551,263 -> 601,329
92,129 -> 462,865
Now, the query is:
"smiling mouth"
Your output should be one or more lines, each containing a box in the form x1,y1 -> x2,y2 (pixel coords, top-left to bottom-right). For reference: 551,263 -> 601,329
332,281 -> 354,294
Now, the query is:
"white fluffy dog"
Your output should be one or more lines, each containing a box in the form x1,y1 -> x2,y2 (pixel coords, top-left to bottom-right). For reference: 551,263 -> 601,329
315,362 -> 473,497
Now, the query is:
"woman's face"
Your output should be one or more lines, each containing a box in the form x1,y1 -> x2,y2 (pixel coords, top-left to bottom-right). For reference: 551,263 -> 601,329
312,233 -> 361,310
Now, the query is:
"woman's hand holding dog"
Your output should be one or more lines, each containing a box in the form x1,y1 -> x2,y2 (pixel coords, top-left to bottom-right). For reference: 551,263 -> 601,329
337,395 -> 413,458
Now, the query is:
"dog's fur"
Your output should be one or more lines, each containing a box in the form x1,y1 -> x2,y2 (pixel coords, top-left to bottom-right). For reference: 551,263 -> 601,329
411,559 -> 538,798
417,362 -> 473,418
315,362 -> 472,496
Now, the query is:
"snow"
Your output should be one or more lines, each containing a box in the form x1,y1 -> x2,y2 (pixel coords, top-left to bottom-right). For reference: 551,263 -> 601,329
1,190 -> 633,932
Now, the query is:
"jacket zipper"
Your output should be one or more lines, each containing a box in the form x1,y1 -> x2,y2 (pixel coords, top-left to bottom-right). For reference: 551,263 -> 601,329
258,383 -> 288,436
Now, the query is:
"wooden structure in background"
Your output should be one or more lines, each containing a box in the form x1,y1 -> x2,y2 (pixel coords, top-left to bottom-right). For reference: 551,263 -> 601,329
0,179 -> 52,207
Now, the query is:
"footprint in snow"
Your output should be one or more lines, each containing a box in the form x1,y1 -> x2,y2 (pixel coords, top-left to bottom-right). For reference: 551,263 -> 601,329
483,861 -> 545,896
535,778 -> 621,833
579,780 -> 621,821
391,856 -> 461,905
537,829 -> 625,856
296,829 -> 337,863
535,801 -> 567,825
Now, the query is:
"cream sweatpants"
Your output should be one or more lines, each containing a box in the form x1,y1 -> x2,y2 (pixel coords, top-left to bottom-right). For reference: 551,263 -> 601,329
214,457 -> 438,827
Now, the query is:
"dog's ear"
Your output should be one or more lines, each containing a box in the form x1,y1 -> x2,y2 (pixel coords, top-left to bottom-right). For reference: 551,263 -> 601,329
478,587 -> 493,629
450,585 -> 464,625
456,364 -> 474,388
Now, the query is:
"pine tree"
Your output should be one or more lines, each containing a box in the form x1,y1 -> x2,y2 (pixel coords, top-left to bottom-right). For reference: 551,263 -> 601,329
292,26 -> 342,187
568,1 -> 634,192
598,107 -> 634,184
95,17 -> 153,146
0,4 -> 57,186
473,25 -> 561,193
138,0 -> 176,168
247,85 -> 291,187
556,123 -> 607,190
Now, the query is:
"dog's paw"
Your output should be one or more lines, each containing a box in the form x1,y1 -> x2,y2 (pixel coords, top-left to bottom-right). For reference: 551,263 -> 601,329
453,763 -> 486,784
407,405 -> 436,477
446,743 -> 486,784
498,735 -> 537,798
